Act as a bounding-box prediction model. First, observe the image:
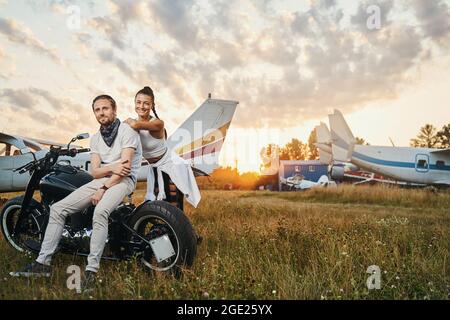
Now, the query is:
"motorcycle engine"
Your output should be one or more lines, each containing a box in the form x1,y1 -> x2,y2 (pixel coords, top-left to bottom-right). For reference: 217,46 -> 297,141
61,228 -> 93,254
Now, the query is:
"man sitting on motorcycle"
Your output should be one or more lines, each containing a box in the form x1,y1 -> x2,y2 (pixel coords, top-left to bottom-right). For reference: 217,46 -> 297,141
12,95 -> 142,291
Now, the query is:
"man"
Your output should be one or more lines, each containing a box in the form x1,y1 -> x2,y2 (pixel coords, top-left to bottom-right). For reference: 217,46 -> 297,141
11,95 -> 142,291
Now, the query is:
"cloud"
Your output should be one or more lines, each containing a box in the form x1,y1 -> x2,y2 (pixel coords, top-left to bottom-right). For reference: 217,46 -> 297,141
219,1 -> 430,128
86,1 -> 150,51
3,0 -> 450,133
96,49 -> 134,78
0,17 -> 63,65
0,87 -> 97,140
412,0 -> 450,43
88,16 -> 127,50
147,0 -> 199,49
0,88 -> 37,109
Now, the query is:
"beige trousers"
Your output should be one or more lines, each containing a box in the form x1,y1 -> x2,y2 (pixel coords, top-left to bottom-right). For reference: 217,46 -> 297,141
36,177 -> 135,273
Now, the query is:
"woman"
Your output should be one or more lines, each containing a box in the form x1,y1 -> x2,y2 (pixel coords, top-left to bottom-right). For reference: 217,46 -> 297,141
124,86 -> 201,208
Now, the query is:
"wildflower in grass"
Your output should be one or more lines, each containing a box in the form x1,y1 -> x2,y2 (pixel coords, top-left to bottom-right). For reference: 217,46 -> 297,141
203,291 -> 210,298
272,290 -> 276,295
395,276 -> 400,280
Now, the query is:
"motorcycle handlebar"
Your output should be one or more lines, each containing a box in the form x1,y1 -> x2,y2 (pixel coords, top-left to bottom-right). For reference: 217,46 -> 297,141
59,147 -> 91,157
14,147 -> 91,174
76,148 -> 91,154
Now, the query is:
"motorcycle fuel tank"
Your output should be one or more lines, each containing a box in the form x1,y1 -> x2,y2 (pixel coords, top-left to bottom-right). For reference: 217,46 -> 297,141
40,165 -> 93,202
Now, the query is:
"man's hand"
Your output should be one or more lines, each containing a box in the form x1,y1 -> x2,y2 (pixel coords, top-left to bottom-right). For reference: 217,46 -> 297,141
124,118 -> 138,130
112,160 -> 131,177
91,188 -> 106,206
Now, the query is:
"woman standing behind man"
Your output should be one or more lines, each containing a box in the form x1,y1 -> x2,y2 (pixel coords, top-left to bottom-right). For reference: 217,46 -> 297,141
124,86 -> 201,208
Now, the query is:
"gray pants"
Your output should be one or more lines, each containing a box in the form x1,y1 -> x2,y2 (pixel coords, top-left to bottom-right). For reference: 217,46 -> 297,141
36,177 -> 135,273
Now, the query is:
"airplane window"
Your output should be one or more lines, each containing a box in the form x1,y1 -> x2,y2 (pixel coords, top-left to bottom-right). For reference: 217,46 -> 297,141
436,161 -> 445,168
0,143 -> 21,156
10,145 -> 22,156
417,159 -> 428,168
0,143 -> 7,156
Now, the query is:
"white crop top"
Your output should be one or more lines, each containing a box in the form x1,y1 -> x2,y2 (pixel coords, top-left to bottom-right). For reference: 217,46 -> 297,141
138,118 -> 168,159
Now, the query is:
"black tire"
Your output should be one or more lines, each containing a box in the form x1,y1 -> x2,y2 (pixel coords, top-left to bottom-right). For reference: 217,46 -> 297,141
0,196 -> 43,253
128,201 -> 197,277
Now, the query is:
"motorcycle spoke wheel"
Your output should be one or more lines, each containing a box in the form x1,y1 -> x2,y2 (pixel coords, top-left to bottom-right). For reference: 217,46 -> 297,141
133,216 -> 180,272
2,204 -> 42,252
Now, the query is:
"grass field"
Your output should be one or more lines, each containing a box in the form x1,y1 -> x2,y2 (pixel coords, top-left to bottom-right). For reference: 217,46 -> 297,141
0,185 -> 449,300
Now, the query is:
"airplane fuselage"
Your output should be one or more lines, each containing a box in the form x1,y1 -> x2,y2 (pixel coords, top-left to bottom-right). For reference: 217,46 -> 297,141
350,145 -> 450,185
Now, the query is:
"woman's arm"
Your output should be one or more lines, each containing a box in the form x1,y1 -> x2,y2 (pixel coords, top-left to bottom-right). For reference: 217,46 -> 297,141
125,118 -> 164,133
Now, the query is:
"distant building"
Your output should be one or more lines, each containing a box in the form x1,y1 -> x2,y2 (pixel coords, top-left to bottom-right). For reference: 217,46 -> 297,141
278,160 -> 328,191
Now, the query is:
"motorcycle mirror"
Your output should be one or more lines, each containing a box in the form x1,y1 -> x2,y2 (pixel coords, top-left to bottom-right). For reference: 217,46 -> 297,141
76,133 -> 90,140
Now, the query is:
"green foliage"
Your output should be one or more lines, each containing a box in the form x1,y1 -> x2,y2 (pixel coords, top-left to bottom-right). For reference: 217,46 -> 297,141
410,124 -> 439,148
308,128 -> 319,160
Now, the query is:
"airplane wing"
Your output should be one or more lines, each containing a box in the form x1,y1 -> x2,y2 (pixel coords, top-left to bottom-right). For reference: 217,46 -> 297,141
429,148 -> 450,156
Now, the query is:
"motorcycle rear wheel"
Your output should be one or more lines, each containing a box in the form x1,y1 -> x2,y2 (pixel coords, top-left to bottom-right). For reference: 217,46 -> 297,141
128,201 -> 197,277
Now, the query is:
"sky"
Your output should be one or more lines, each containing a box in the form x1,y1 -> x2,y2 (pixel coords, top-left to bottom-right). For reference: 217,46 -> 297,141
0,0 -> 449,172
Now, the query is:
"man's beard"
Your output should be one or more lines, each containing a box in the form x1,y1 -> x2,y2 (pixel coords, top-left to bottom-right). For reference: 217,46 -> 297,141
99,116 -> 115,127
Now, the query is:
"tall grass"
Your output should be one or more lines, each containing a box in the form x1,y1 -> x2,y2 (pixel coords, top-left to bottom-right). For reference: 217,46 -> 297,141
0,185 -> 448,300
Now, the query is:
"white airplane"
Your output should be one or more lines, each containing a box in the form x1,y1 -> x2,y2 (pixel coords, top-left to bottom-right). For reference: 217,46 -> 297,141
280,174 -> 336,191
0,97 -> 239,192
315,110 -> 450,186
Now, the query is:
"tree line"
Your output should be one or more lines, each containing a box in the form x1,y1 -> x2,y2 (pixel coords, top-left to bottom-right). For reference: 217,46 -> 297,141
410,124 -> 450,149
263,123 -> 449,163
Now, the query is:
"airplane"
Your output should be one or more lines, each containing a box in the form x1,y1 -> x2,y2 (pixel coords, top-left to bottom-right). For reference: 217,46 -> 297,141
315,110 -> 450,186
280,173 -> 336,191
0,97 -> 239,192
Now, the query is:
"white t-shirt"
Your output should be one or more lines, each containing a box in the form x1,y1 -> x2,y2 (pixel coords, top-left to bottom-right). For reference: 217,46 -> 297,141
90,122 -> 142,182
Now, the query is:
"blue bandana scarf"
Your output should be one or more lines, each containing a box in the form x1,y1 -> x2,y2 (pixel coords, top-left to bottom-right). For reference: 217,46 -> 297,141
100,118 -> 121,147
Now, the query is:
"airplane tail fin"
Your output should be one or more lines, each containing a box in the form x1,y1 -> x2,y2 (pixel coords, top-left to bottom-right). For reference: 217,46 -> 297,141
329,110 -> 356,162
317,148 -> 333,165
315,122 -> 332,144
315,122 -> 333,164
167,98 -> 239,174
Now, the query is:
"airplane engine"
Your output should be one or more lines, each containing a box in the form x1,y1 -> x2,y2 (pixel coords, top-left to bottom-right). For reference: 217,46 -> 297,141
330,166 -> 345,181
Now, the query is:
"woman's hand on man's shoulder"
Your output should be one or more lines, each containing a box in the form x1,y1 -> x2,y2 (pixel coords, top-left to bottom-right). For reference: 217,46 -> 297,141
124,118 -> 138,130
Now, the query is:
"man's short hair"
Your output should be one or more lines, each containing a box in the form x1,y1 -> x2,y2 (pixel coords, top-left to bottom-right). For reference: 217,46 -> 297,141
92,95 -> 117,110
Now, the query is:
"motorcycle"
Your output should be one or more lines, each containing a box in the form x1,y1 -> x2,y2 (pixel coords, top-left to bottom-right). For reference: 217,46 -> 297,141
0,133 -> 197,276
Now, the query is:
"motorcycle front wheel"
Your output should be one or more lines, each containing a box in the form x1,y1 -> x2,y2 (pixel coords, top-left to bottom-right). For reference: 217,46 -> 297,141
0,196 -> 43,253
